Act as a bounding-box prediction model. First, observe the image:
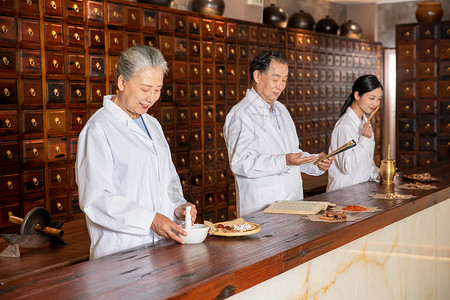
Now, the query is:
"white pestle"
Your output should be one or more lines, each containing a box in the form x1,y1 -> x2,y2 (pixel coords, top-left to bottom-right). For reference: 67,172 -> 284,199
185,206 -> 192,230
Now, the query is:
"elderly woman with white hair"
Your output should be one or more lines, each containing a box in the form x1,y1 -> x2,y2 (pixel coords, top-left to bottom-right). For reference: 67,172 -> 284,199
76,46 -> 196,260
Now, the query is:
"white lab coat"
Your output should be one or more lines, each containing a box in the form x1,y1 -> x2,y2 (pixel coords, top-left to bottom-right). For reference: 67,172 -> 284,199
327,106 -> 379,192
76,95 -> 186,259
223,89 -> 324,217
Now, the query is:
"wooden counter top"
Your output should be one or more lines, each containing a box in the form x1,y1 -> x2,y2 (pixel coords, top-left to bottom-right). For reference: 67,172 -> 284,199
1,160 -> 449,299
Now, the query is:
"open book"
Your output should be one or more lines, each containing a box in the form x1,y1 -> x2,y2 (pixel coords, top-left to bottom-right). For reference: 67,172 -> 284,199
264,201 -> 335,215
313,139 -> 356,165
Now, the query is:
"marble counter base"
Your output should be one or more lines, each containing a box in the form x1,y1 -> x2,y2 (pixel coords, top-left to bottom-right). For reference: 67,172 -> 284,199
229,199 -> 450,300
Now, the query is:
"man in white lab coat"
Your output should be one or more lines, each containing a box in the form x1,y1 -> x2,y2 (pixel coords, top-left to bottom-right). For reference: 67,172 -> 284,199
223,50 -> 334,217
76,46 -> 196,259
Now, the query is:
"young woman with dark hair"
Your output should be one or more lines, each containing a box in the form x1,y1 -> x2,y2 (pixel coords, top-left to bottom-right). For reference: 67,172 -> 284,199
327,74 -> 383,192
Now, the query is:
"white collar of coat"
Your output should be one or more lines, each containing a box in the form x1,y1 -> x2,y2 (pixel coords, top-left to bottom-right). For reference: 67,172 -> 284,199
102,95 -> 153,140
346,106 -> 368,125
246,88 -> 280,116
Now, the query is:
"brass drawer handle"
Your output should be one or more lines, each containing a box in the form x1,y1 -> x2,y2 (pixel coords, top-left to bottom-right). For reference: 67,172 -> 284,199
404,50 -> 409,55
231,48 -> 235,55
95,34 -> 100,43
207,133 -> 212,139
425,141 -> 430,148
28,27 -> 34,36
230,69 -> 235,76
33,177 -> 39,186
7,180 -> 13,190
404,87 -> 409,93
131,13 -> 136,21
4,88 -> 10,97
132,40 -> 137,46
219,90 -> 224,96
166,136 -> 170,143
179,89 -> 184,97
95,62 -> 102,71
75,61 -> 80,69
6,149 -> 12,159
165,113 -> 171,120
206,68 -> 211,75
5,119 -> 11,128
194,112 -> 199,119
31,118 -> 37,127
207,154 -> 213,161
194,133 -> 199,141
193,22 -> 198,30
2,25 -> 8,34
51,30 -> 58,39
193,45 -> 198,53
194,155 -> 199,163
148,16 -> 154,23
77,116 -> 83,124
425,49 -> 431,55
405,158 -> 410,164
207,111 -> 212,118
206,24 -> 211,31
404,31 -> 410,38
164,18 -> 168,25
193,89 -> 198,97
74,32 -> 80,41
166,89 -> 171,97
50,0 -> 56,9
164,42 -> 169,49
425,105 -> 431,111
73,3 -> 79,13
241,70 -> 246,76
206,46 -> 211,54
425,67 -> 430,74
57,202 -> 63,210
2,57 -> 9,65
179,67 -> 184,73
54,117 -> 60,125
56,174 -> 62,182
195,177 -> 199,184
404,123 -> 410,129
206,89 -> 211,96
193,67 -> 198,75
114,37 -> 119,45
95,89 -> 102,97
30,87 -> 36,96
404,141 -> 410,148
55,145 -> 61,153
53,88 -> 59,97
241,49 -> 246,56
218,25 -> 223,33
219,68 -> 223,75
32,147 -> 38,156
29,58 -> 35,66
208,196 -> 213,203
94,7 -> 99,15
180,135 -> 186,142
52,59 -> 58,68
220,172 -> 225,179
113,11 -> 118,18
180,112 -> 186,119
181,157 -> 186,165
425,86 -> 430,92
76,89 -> 81,97
26,0 -> 32,5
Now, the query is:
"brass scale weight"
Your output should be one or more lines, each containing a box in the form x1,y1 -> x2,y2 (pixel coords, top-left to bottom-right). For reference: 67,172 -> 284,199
0,207 -> 67,258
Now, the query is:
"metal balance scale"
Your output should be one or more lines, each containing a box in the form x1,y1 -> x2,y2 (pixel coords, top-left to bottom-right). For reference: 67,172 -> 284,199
0,207 -> 67,258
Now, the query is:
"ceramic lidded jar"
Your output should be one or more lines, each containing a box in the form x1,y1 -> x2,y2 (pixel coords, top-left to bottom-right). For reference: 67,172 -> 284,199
315,15 -> 339,35
135,0 -> 173,7
416,0 -> 443,22
340,20 -> 362,39
287,10 -> 315,31
191,0 -> 225,16
263,4 -> 288,28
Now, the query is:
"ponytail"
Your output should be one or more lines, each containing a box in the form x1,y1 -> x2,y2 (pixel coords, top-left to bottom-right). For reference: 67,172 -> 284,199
340,94 -> 354,117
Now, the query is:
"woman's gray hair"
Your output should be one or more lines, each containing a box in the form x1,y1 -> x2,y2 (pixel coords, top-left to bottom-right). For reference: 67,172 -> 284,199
116,45 -> 168,82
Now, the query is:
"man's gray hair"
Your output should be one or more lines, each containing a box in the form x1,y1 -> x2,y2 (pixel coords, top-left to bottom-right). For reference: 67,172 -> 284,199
116,45 -> 168,82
